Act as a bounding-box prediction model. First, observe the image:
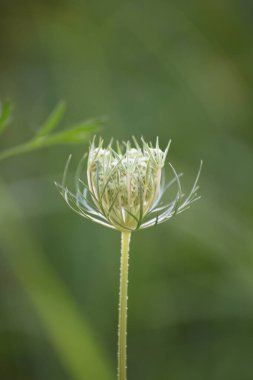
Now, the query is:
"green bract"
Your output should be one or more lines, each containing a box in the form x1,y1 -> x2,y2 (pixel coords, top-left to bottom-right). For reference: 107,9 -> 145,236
56,137 -> 202,232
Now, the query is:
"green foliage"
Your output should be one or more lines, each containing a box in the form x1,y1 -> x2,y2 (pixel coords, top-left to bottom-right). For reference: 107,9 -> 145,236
0,101 -> 102,161
0,99 -> 12,135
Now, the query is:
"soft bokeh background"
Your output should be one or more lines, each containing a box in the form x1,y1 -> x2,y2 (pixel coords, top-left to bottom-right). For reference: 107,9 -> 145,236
1,0 -> 253,379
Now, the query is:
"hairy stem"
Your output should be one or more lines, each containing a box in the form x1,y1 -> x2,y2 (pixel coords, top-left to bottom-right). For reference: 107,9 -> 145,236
118,231 -> 131,380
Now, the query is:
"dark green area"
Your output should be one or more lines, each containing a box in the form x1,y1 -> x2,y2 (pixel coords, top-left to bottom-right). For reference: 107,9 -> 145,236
1,0 -> 253,379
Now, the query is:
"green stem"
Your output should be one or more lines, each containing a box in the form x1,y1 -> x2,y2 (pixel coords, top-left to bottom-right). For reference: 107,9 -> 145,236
0,142 -> 35,161
118,231 -> 131,380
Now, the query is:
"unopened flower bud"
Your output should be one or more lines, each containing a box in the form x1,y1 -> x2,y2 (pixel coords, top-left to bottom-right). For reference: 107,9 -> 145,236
56,137 -> 202,232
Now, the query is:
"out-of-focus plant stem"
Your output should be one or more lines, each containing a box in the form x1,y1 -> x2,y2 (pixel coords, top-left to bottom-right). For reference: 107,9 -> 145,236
0,179 -> 114,380
0,142 -> 36,161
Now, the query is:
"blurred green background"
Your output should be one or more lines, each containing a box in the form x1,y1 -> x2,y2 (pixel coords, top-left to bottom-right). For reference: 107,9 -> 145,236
1,0 -> 253,379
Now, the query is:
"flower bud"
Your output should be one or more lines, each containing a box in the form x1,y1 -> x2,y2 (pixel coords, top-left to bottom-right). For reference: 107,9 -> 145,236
56,137 -> 202,232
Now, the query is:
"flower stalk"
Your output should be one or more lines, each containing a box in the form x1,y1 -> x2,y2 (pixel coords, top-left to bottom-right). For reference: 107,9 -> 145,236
55,137 -> 202,379
118,232 -> 131,380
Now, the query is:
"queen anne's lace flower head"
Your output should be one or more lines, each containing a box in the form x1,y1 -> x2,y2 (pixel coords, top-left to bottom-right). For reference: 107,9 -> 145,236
56,137 -> 202,232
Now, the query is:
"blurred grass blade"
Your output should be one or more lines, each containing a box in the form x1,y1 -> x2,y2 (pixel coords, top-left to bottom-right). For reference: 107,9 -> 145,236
0,100 -> 12,135
0,180 -> 113,380
36,101 -> 66,137
38,119 -> 102,146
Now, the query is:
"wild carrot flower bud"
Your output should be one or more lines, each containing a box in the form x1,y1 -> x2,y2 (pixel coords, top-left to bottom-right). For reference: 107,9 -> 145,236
55,136 -> 202,380
55,137 -> 202,232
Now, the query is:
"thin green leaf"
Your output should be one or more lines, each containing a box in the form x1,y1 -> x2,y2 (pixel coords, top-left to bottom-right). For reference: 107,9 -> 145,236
138,181 -> 144,228
35,119 -> 102,146
62,154 -> 72,188
36,101 -> 66,137
96,160 -> 101,199
125,208 -> 139,225
108,189 -> 120,213
0,100 -> 12,135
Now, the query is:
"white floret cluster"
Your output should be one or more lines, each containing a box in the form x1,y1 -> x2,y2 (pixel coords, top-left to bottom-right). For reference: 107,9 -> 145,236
87,141 -> 168,230
56,137 -> 201,232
